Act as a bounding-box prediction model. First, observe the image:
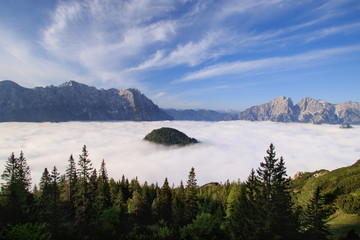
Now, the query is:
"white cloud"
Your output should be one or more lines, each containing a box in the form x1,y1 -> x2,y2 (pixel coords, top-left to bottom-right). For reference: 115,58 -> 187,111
0,25 -> 80,87
41,0 -> 179,87
177,45 -> 360,82
152,92 -> 166,99
0,121 -> 359,187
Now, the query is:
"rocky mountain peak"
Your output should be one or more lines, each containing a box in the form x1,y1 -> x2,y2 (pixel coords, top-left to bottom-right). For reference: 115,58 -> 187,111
0,80 -> 172,122
0,80 -> 22,88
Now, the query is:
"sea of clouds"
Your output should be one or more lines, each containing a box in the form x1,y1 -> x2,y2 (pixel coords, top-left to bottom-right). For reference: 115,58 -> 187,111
0,121 -> 359,187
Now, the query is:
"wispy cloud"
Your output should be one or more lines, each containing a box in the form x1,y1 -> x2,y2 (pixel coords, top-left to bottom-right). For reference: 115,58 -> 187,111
176,45 -> 360,82
0,25 -> 80,87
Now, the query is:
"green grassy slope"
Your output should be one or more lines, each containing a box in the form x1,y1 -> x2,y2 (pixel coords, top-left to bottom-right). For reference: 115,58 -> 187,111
291,160 -> 360,239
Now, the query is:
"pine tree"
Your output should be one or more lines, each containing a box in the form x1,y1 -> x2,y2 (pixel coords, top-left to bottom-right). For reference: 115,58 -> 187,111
302,186 -> 331,240
152,185 -> 161,221
89,169 -> 98,221
185,167 -> 198,223
229,185 -> 256,240
256,144 -> 298,239
65,154 -> 77,219
50,166 -> 61,239
159,177 -> 172,223
17,151 -> 31,191
97,159 -> 111,210
1,152 -> 33,224
75,145 -> 93,222
172,181 -> 186,227
38,168 -> 52,222
139,181 -> 152,225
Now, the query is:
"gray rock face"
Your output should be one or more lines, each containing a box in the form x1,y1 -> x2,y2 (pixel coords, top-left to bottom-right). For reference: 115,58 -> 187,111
340,123 -> 352,129
0,80 -> 173,122
237,96 -> 298,122
231,96 -> 360,124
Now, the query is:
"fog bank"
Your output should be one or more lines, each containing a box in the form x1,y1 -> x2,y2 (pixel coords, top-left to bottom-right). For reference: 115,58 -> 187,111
0,121 -> 359,187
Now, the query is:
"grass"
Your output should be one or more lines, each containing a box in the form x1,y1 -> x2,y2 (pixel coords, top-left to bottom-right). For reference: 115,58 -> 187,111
327,210 -> 360,240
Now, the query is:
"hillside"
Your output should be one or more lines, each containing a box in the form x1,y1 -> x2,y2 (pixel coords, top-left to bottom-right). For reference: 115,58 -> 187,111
291,160 -> 360,239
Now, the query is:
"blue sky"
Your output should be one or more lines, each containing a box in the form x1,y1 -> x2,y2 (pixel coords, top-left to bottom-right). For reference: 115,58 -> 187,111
0,0 -> 360,110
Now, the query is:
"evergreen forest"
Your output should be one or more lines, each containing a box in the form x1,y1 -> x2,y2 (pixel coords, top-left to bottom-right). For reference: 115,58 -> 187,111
1,144 -> 360,240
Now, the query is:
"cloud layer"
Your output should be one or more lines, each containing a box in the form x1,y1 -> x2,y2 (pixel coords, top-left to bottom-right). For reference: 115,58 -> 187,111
0,121 -> 359,187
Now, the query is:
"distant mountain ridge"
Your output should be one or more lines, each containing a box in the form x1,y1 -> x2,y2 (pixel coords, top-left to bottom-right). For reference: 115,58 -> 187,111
164,109 -> 228,121
229,96 -> 360,124
1,80 -> 359,124
166,96 -> 360,124
0,80 -> 172,122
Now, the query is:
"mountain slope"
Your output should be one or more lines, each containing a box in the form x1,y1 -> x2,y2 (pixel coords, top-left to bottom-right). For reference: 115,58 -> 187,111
0,80 -> 172,122
164,109 -> 228,121
231,96 -> 360,124
291,160 -> 360,238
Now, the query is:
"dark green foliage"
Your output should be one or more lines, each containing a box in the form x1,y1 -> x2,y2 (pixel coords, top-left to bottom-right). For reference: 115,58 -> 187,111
301,186 -> 331,240
2,144 -> 360,240
64,154 -> 77,219
179,212 -> 226,240
172,181 -> 186,227
228,177 -> 261,240
0,152 -> 33,225
144,127 -> 198,146
255,144 -> 299,239
75,145 -> 93,222
185,167 -> 199,224
341,229 -> 360,240
0,222 -> 51,240
96,159 -> 112,211
337,194 -> 360,214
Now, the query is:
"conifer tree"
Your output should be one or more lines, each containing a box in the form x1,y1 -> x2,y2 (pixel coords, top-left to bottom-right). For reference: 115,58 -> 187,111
65,154 -> 77,219
159,177 -> 172,223
185,167 -> 198,223
97,159 -> 111,210
139,181 -> 152,225
50,166 -> 60,239
39,168 -> 51,194
256,143 -> 298,239
152,186 -> 161,221
172,181 -> 186,227
302,186 -> 331,240
75,145 -> 93,221
1,152 -> 32,224
229,185 -> 256,240
89,169 -> 98,220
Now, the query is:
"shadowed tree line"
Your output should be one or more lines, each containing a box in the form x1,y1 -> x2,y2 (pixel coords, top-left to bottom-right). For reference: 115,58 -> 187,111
0,144 -> 358,240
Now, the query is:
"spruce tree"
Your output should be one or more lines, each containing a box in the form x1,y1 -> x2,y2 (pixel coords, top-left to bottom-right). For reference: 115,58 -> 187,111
97,159 -> 111,210
172,181 -> 186,227
1,152 -> 32,224
302,186 -> 331,240
75,145 -> 93,222
38,168 -> 52,222
185,167 -> 198,223
256,144 -> 298,239
65,154 -> 77,219
50,166 -> 60,239
159,177 -> 172,223
140,181 -> 152,225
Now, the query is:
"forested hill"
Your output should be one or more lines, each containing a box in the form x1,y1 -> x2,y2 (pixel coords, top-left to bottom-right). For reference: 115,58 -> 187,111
1,144 -> 359,240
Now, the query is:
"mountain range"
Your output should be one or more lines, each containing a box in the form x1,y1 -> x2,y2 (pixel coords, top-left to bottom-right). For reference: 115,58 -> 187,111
0,80 -> 172,122
1,80 -> 359,124
227,96 -> 360,124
